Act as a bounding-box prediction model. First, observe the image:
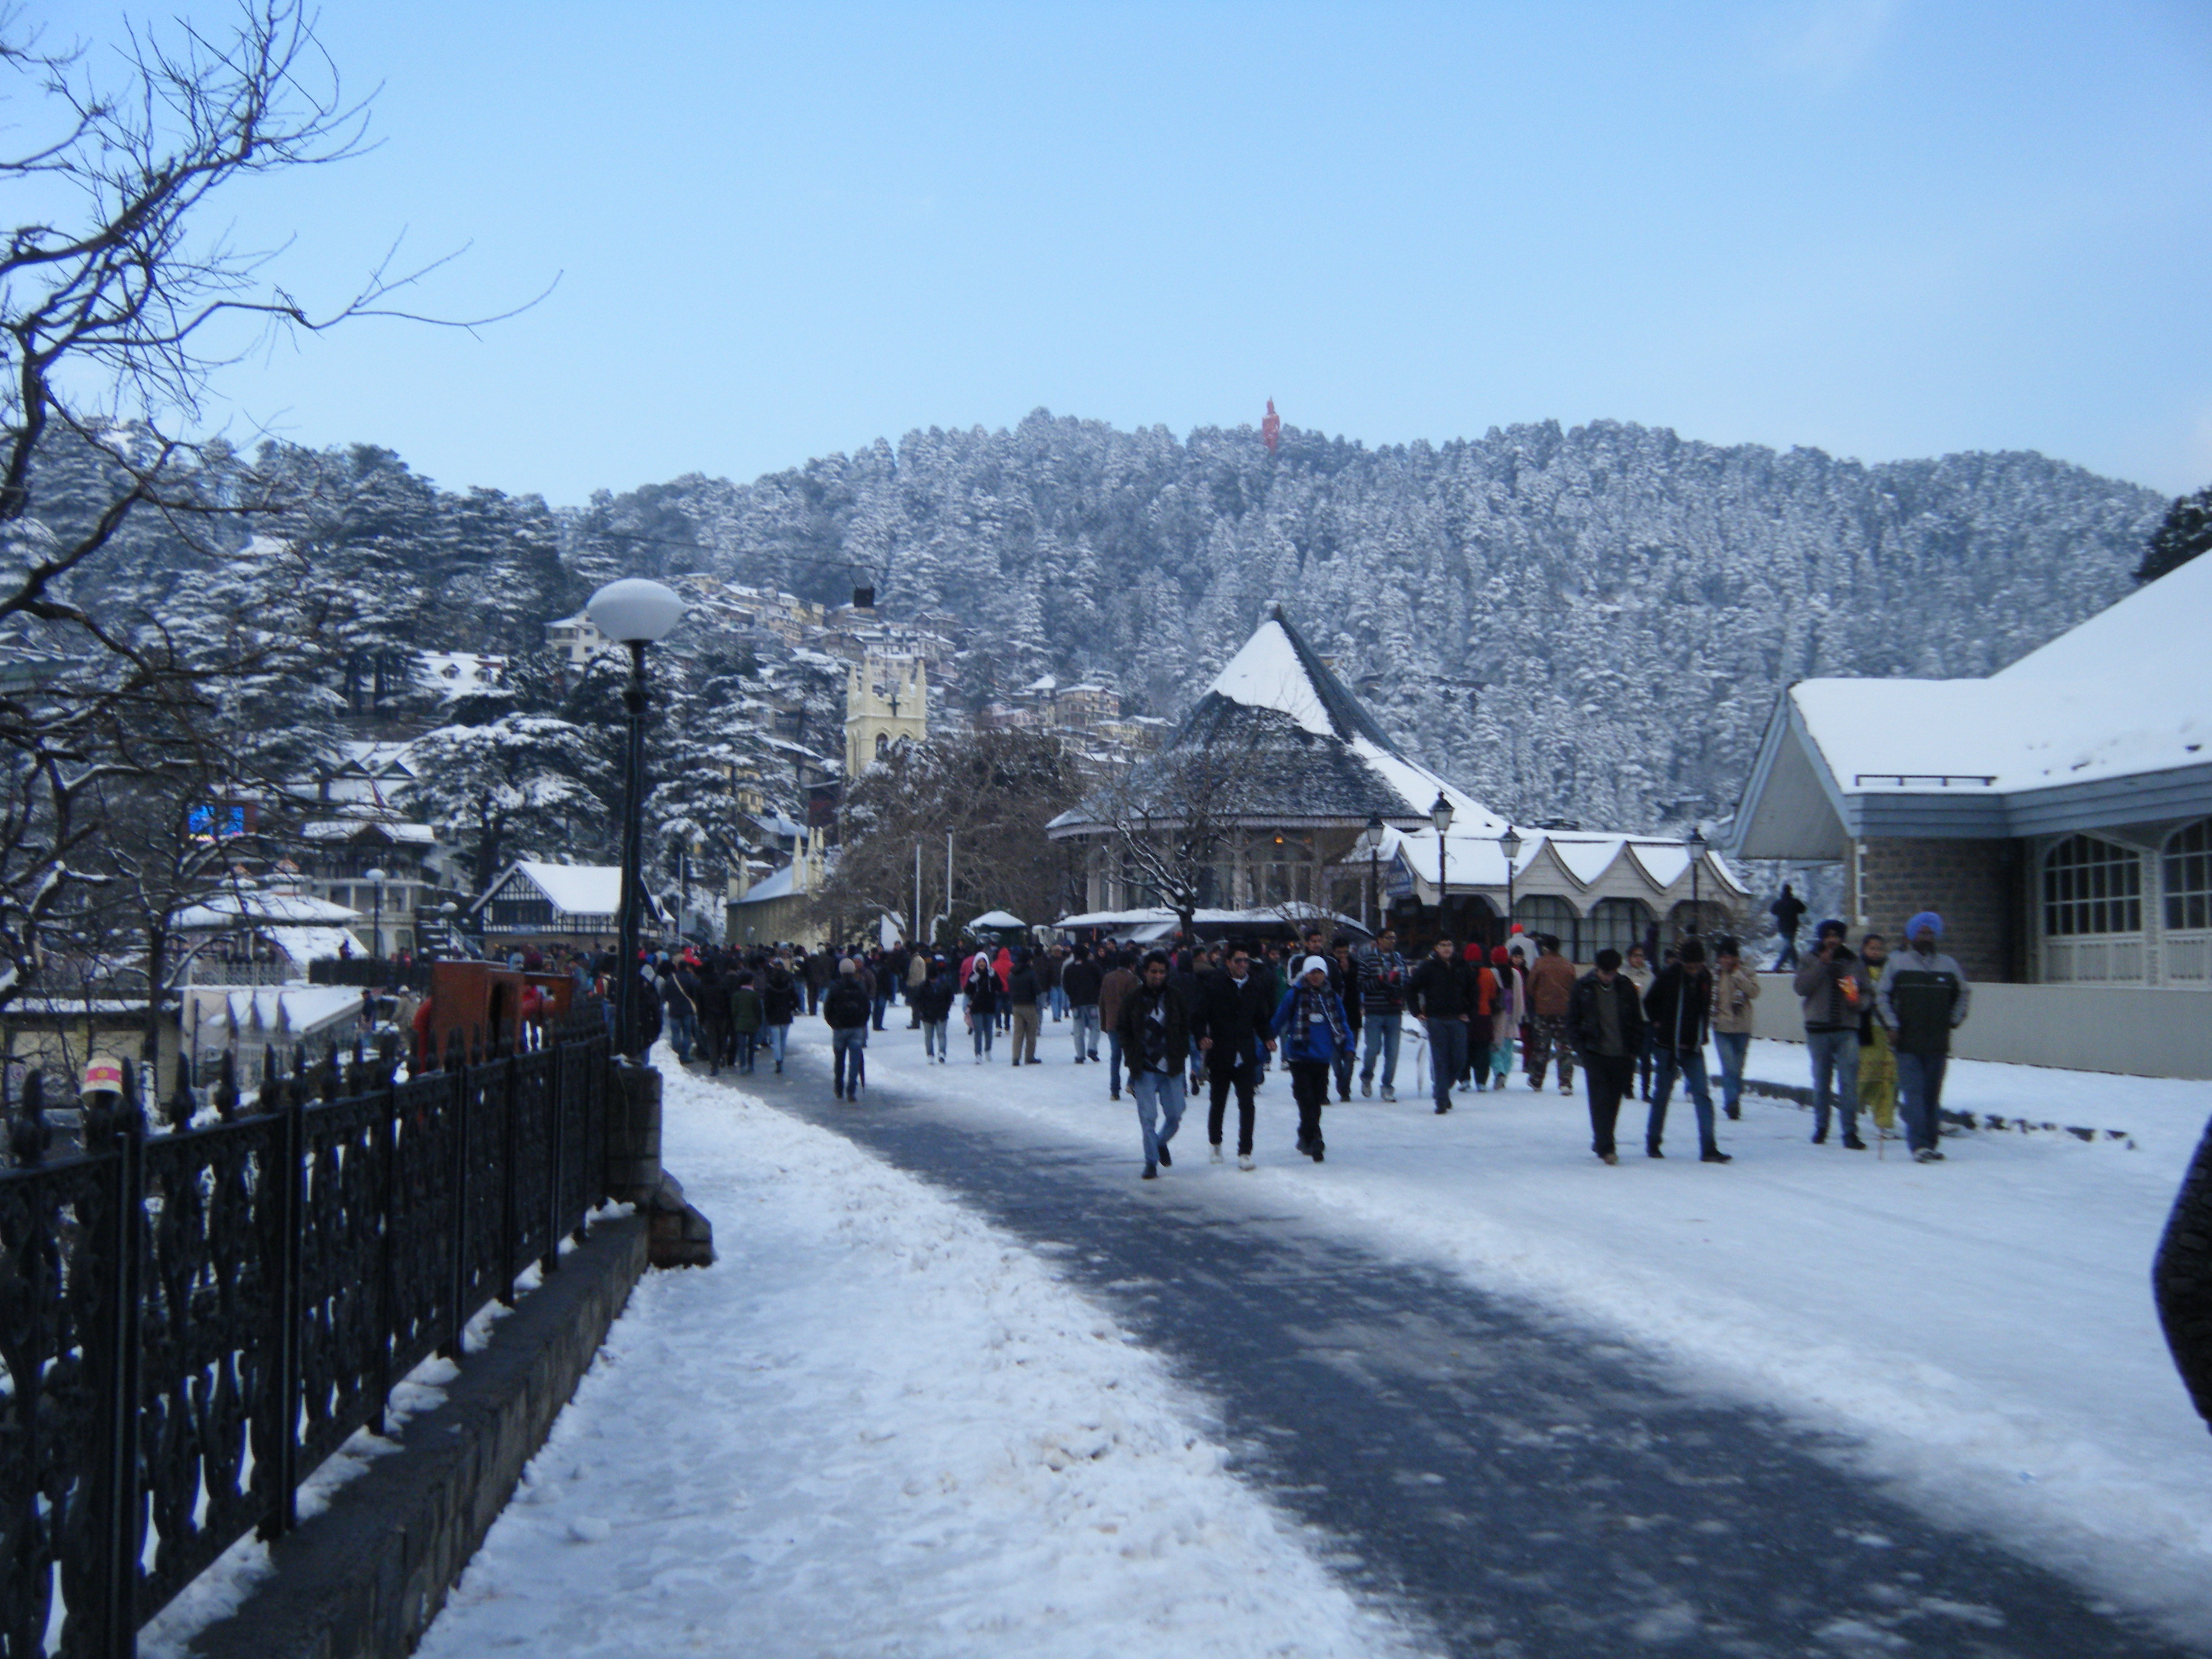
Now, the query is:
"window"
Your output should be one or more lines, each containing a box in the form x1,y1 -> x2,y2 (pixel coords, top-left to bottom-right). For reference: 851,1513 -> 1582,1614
2042,835 -> 2142,937
2167,819 -> 2212,932
1585,898 -> 1653,959
875,732 -> 890,760
1513,896 -> 1581,960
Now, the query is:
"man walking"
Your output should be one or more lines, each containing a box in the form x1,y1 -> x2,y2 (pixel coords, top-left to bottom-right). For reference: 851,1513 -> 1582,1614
1525,934 -> 1578,1096
1358,927 -> 1409,1101
1272,954 -> 1353,1162
1795,919 -> 1870,1149
1007,950 -> 1042,1066
1771,882 -> 1808,971
1407,936 -> 1475,1116
822,958 -> 871,1101
1329,936 -> 1364,1101
1118,952 -> 1190,1179
1064,945 -> 1104,1064
1099,949 -> 1140,1099
1644,938 -> 1730,1162
1193,943 -> 1275,1169
1877,913 -> 1971,1164
1709,935 -> 1760,1122
1567,947 -> 1643,1164
1857,932 -> 1900,1139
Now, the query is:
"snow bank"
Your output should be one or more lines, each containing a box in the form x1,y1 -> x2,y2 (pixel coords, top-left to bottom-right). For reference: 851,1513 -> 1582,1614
414,1056 -> 1425,1658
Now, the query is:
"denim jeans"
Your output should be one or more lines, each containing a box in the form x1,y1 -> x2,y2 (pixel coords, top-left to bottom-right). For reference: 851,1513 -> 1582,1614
1359,1011 -> 1402,1089
1048,985 -> 1068,1021
1711,1030 -> 1749,1117
1807,1028 -> 1860,1140
1071,1005 -> 1101,1059
763,1024 -> 788,1068
1897,1050 -> 1949,1152
736,1030 -> 759,1072
1648,1047 -> 1717,1151
923,1019 -> 948,1059
1130,1068 -> 1185,1168
871,994 -> 890,1031
1426,1018 -> 1468,1111
831,1026 -> 867,1093
1106,1029 -> 1125,1092
665,1008 -> 697,1063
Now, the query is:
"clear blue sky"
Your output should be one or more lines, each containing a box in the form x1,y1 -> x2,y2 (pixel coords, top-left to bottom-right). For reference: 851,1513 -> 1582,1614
42,1 -> 2212,503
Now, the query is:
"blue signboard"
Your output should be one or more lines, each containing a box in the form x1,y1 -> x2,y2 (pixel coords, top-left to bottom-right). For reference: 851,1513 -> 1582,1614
1384,851 -> 1416,901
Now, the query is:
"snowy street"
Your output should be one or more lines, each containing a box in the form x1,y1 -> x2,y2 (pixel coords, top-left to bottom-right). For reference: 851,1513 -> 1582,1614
416,1019 -> 2212,1656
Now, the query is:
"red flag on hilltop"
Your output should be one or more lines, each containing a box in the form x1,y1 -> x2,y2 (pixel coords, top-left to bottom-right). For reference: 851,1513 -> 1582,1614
1262,398 -> 1280,454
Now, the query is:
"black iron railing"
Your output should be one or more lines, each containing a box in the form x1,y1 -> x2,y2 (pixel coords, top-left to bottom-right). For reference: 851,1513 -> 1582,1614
0,1011 -> 613,1659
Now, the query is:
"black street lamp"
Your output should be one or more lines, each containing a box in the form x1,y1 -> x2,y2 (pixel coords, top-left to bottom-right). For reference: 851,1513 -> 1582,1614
365,865 -> 387,968
1430,792 -> 1454,939
1684,823 -> 1709,939
1359,813 -> 1386,932
1498,825 -> 1523,946
588,577 -> 686,1056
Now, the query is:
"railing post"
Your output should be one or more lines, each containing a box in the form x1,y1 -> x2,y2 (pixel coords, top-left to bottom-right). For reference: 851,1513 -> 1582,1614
98,1086 -> 147,1657
498,1034 -> 521,1306
443,1031 -> 470,1361
543,1030 -> 565,1278
372,1067 -> 400,1439
263,1078 -> 306,1540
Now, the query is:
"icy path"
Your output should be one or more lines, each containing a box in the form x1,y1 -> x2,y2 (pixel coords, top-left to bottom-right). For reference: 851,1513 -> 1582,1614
412,1054 -> 1424,1659
788,1017 -> 2212,1648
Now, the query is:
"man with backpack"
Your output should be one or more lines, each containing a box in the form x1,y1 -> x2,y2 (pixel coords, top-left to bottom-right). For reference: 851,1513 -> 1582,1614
822,958 -> 872,1101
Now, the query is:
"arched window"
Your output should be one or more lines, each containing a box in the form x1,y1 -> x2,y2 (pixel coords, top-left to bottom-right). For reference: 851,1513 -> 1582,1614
1513,896 -> 1581,960
874,732 -> 890,760
2042,834 -> 2142,937
1585,898 -> 1654,960
2167,819 -> 2212,933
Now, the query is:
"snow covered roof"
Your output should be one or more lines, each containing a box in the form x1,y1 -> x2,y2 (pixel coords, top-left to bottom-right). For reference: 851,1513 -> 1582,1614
417,651 -> 508,701
1365,829 -> 1745,908
263,926 -> 367,967
734,865 -> 799,905
300,818 -> 437,844
1055,907 -> 1370,939
968,910 -> 1026,928
514,862 -> 625,916
183,985 -> 363,1039
1735,552 -> 2212,856
175,890 -> 363,928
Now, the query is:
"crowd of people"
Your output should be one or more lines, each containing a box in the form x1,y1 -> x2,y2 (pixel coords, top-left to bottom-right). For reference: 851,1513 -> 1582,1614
625,907 -> 1971,1182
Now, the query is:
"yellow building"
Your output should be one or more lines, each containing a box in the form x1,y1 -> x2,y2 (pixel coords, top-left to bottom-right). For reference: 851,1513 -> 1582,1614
844,653 -> 928,777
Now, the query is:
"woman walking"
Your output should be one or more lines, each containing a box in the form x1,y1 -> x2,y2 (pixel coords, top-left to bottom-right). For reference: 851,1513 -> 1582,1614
1272,956 -> 1354,1162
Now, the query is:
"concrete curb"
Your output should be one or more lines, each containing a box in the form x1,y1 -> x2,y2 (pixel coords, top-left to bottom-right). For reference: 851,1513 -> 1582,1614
188,1212 -> 650,1659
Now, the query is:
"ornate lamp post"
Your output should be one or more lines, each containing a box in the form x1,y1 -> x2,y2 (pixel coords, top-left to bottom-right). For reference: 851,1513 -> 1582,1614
1359,813 -> 1386,932
587,577 -> 686,1057
1430,792 -> 1454,940
1498,825 -> 1523,947
1684,823 -> 1709,939
364,866 -> 387,967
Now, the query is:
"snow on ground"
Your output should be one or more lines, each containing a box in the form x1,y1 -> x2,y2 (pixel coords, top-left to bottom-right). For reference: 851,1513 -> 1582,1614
809,1016 -> 2212,1645
414,1052 -> 1427,1659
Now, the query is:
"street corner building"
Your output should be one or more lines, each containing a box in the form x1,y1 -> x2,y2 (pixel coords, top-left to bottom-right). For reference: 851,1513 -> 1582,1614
1045,604 -> 1742,954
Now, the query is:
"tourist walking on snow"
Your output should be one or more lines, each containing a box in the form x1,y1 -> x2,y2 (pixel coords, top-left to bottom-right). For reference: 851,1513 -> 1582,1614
1358,927 -> 1409,1101
1771,882 -> 1808,971
1644,937 -> 1730,1162
1621,942 -> 1655,1101
1487,945 -> 1520,1089
1856,933 -> 1899,1138
1877,913 -> 1971,1164
1524,935 -> 1578,1095
914,956 -> 955,1062
1796,919 -> 1870,1149
907,947 -> 930,1028
1273,955 -> 1352,1162
1099,950 -> 1139,1098
1407,936 -> 1476,1116
965,948 -> 999,1061
1567,947 -> 1643,1164
760,960 -> 799,1073
1064,945 -> 1104,1063
1708,936 -> 1758,1121
822,959 -> 871,1101
1193,942 -> 1275,1169
1007,950 -> 1042,1065
1118,951 -> 1190,1179
1330,937 -> 1364,1101
727,971 -> 764,1076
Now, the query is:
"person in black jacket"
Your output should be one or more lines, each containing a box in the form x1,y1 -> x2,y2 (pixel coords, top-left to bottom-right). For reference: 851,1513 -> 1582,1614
1191,943 -> 1275,1168
1116,952 -> 1191,1178
1007,951 -> 1042,1066
1566,948 -> 1644,1164
821,959 -> 871,1101
1406,937 -> 1475,1116
964,949 -> 999,1063
2154,1114 -> 2212,1441
912,956 -> 956,1062
1062,947 -> 1104,1062
1642,939 -> 1729,1162
760,963 -> 799,1073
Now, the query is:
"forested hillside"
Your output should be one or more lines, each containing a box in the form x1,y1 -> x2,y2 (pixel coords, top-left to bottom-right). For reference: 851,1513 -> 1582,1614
563,412 -> 2165,832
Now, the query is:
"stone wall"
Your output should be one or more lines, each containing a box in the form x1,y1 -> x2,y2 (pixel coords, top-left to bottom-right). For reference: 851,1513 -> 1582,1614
1847,837 -> 2022,982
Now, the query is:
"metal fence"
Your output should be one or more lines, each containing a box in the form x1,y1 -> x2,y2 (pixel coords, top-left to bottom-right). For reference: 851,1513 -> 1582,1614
0,1011 -> 614,1658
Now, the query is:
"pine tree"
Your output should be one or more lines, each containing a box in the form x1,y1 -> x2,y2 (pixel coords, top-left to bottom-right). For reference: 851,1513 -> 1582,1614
2137,486 -> 2212,585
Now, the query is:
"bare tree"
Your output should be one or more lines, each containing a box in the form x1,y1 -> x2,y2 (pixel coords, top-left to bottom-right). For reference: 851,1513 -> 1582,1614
0,1 -> 542,1008
1082,743 -> 1270,940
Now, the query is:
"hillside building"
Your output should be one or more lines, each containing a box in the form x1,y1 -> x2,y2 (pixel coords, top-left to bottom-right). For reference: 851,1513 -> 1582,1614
844,653 -> 928,776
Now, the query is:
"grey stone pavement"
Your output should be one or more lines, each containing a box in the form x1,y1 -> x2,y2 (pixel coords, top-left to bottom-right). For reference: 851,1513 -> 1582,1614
723,1049 -> 2194,1658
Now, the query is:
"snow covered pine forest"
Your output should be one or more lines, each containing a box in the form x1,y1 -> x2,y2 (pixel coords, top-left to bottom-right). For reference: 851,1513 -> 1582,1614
24,411 -> 2162,846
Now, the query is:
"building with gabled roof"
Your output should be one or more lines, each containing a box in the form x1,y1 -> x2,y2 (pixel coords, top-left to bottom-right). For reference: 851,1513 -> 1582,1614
469,862 -> 671,952
1050,605 -> 1740,953
1732,552 -> 2212,987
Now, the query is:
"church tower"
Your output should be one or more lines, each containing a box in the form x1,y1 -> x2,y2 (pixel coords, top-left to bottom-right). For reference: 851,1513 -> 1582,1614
843,654 -> 928,777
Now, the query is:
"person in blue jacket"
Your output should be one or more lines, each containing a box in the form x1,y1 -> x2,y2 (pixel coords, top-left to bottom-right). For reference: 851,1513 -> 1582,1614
1272,955 -> 1354,1164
